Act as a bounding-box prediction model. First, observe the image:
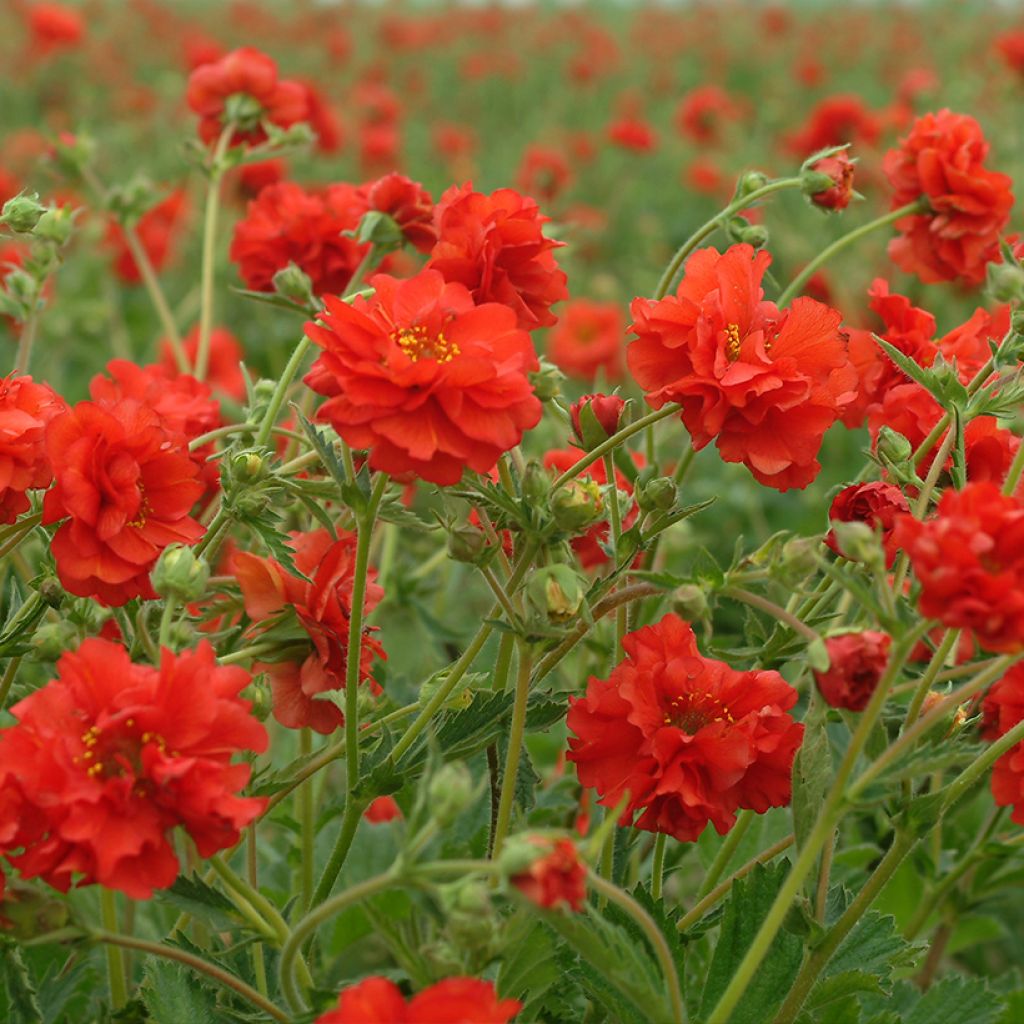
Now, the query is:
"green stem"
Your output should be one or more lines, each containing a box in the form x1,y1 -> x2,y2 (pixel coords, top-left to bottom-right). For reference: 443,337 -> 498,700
604,453 -> 626,663
307,797 -> 366,912
100,890 -> 128,1009
654,177 -> 803,300
777,199 -> 928,307
0,656 -> 21,710
587,870 -> 686,1024
942,715 -> 1024,814
706,622 -> 927,1023
1003,437 -> 1024,496
92,929 -> 288,1022
651,833 -> 667,902
491,645 -> 534,858
903,629 -> 959,731
698,809 -> 754,898
194,129 -> 232,381
299,728 -> 314,910
157,600 -> 176,650
122,226 -> 187,372
253,336 -> 311,449
14,307 -> 39,375
774,829 -> 919,1023
720,587 -> 820,645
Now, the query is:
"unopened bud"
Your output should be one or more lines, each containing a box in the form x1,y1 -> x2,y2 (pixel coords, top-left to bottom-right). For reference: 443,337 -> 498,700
447,524 -> 492,566
151,545 -> 210,602
527,565 -> 586,624
354,210 -> 404,250
570,394 -> 626,451
672,584 -> 708,621
876,426 -> 914,466
734,170 -> 769,198
32,206 -> 74,246
233,450 -> 268,483
428,761 -> 474,826
551,479 -> 603,532
828,520 -> 884,570
988,261 -> 1024,305
529,358 -> 565,401
272,262 -> 314,305
802,151 -> 856,211
521,460 -> 549,506
735,223 -> 769,248
638,476 -> 676,513
1,194 -> 46,234
31,621 -> 78,661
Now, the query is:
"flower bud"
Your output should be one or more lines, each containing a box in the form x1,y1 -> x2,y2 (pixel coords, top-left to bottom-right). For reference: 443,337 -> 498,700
529,357 -> 565,401
354,209 -> 405,251
526,564 -> 586,624
987,261 -> 1024,305
428,761 -> 475,826
0,881 -> 71,940
637,475 -> 677,513
551,479 -> 603,532
733,221 -> 769,248
31,620 -> 79,661
734,170 -> 769,198
521,460 -> 549,506
36,575 -> 65,609
232,450 -> 269,483
803,152 -> 855,211
827,520 -> 885,571
875,426 -> 913,466
243,674 -> 273,722
272,262 -> 314,305
151,545 -> 210,602
570,394 -> 626,451
1011,307 -> 1024,338
1,194 -> 46,234
780,536 -> 819,578
441,879 -> 497,950
672,584 -> 708,621
32,206 -> 75,246
447,524 -> 493,565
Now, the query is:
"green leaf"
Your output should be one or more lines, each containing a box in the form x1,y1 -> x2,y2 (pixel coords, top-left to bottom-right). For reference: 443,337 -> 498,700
156,874 -> 238,932
0,939 -> 43,1024
805,970 -> 883,1015
791,694 -> 832,861
294,410 -> 349,493
825,910 -> 920,981
903,976 -> 1003,1024
699,861 -> 802,1024
496,917 -> 561,1013
141,962 -> 219,1024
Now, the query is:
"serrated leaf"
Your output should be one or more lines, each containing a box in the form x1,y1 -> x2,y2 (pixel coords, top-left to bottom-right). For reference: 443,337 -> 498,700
700,861 -> 802,1024
792,694 -> 832,860
294,409 -> 349,492
141,962 -> 218,1024
156,874 -> 238,931
825,910 -> 920,981
0,939 -> 43,1024
904,976 -> 1002,1024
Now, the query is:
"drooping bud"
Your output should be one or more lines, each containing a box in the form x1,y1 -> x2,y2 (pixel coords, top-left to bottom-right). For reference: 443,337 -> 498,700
551,479 -> 604,532
526,565 -> 586,624
151,545 -> 211,603
734,170 -> 769,199
803,151 -> 856,211
570,393 -> 626,451
672,584 -> 709,622
272,262 -> 315,305
875,426 -> 914,466
447,524 -> 493,566
529,357 -> 565,401
520,460 -> 549,506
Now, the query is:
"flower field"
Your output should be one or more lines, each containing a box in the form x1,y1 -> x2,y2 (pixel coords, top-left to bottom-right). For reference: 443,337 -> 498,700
5,1 -> 1024,1021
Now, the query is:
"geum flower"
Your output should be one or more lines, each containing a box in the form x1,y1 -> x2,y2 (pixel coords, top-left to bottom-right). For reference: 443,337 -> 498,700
0,640 -> 266,899
628,244 -> 856,491
304,269 -> 542,486
567,614 -> 804,842
233,529 -> 385,734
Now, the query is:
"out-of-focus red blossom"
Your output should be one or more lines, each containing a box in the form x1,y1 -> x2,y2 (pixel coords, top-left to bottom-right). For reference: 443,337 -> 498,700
300,80 -> 344,153
842,278 -> 936,428
106,189 -> 189,285
0,374 -> 65,524
982,664 -> 1024,823
570,394 -> 626,449
516,145 -> 572,204
433,121 -> 476,165
0,640 -> 266,899
26,3 -> 84,55
814,631 -> 892,711
41,399 -> 204,606
628,244 -> 856,491
675,85 -> 745,145
939,303 -> 1010,382
684,157 -> 729,199
363,796 -> 401,824
305,270 -> 541,486
567,614 -> 804,842
181,31 -> 224,71
234,529 -> 385,734
510,837 -> 587,912
606,112 -> 659,153
427,183 -> 568,331
161,325 -> 248,401
883,109 -> 1013,286
995,30 -> 1024,76
0,169 -> 20,207
784,95 -> 882,157
896,483 -> 1024,654
233,158 -> 287,201
315,976 -> 521,1024
186,47 -> 309,147
357,172 -> 436,253
543,448 -> 640,570
826,481 -> 910,568
808,151 -> 856,210
230,181 -> 368,296
89,359 -> 222,497
547,299 -> 625,382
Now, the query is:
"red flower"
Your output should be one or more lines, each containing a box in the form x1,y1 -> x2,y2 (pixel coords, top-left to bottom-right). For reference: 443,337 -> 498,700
895,483 -> 1024,653
0,374 -> 65,524
784,94 -> 882,157
883,110 -> 1013,286
996,31 -> 1024,76
234,529 -> 385,734
42,399 -> 204,606
510,837 -> 586,912
427,183 -> 568,331
570,393 -> 626,450
547,299 -> 625,382
304,270 -> 542,486
826,482 -> 910,568
516,145 -> 572,204
26,3 -> 83,55
0,640 -> 266,899
363,796 -> 402,824
186,47 -> 309,147
567,614 -> 804,842
300,80 -> 344,154
814,632 -> 892,712
316,976 -> 521,1024
607,114 -> 658,153
106,189 -> 189,285
982,664 -> 1024,824
357,172 -> 436,253
627,244 -> 856,491
675,85 -> 744,145
808,152 -> 856,211
233,158 -> 287,201
230,181 -> 369,297
161,325 -> 248,401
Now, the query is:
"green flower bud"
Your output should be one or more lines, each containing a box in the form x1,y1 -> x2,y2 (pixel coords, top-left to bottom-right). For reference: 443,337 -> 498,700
447,524 -> 493,566
551,479 -> 603,532
734,171 -> 769,198
876,426 -> 913,466
272,262 -> 314,305
529,357 -> 565,401
672,584 -> 708,622
987,262 -> 1024,305
243,674 -> 273,722
1,194 -> 46,234
428,761 -> 475,826
355,209 -> 405,251
780,536 -> 819,578
735,223 -> 769,249
151,545 -> 210,602
828,520 -> 885,571
521,460 -> 549,506
638,476 -> 677,513
232,450 -> 269,484
31,621 -> 79,661
32,206 -> 75,246
36,576 -> 65,609
526,565 -> 586,624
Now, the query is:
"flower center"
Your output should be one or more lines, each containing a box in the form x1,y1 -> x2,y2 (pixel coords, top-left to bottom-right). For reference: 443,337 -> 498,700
127,483 -> 150,529
663,691 -> 735,734
77,721 -> 170,780
392,325 -> 461,364
724,322 -> 742,361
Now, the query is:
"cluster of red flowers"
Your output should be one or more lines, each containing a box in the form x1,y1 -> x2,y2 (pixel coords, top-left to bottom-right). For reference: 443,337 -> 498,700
628,243 -> 856,491
0,640 -> 266,899
234,528 -> 386,733
0,373 -> 64,523
315,976 -> 521,1024
567,614 -> 804,842
983,665 -> 1024,825
826,481 -> 910,568
509,837 -> 587,912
